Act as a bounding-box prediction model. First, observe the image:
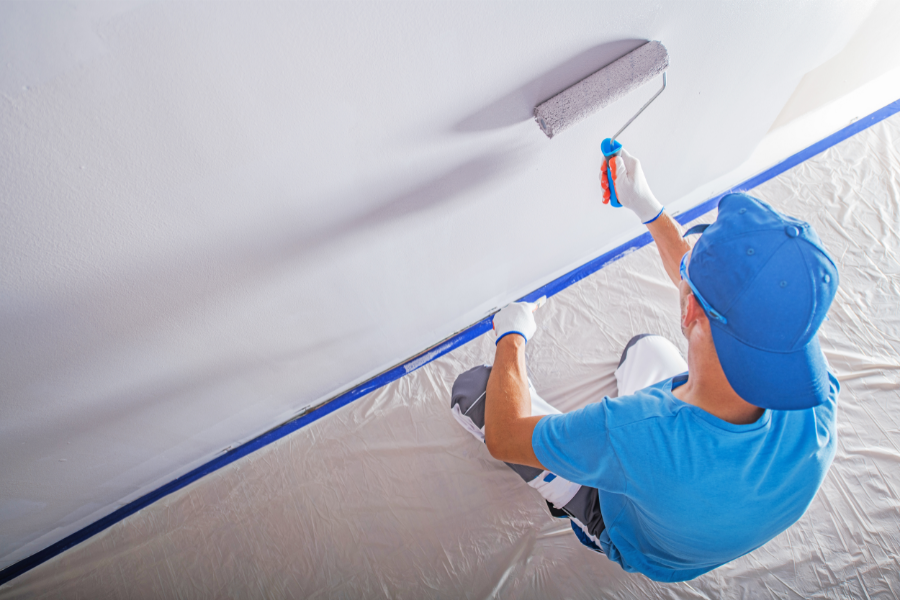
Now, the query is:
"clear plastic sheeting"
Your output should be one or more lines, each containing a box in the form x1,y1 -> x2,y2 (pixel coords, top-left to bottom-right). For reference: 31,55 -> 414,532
3,116 -> 900,599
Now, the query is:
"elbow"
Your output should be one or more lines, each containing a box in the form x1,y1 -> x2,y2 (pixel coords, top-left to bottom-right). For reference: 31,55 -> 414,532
484,429 -> 506,462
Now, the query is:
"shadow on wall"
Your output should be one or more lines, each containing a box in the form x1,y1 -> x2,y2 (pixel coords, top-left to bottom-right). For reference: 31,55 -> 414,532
1,145 -> 534,414
454,39 -> 648,132
336,149 -> 526,230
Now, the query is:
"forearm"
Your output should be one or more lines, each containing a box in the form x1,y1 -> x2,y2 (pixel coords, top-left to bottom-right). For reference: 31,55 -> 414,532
484,335 -> 545,468
646,211 -> 692,286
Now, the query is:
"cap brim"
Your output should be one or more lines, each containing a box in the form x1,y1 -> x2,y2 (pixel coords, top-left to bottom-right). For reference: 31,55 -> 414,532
709,325 -> 830,410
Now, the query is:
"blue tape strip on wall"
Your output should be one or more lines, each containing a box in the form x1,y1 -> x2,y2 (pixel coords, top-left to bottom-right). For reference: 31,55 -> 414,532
3,97 -> 899,587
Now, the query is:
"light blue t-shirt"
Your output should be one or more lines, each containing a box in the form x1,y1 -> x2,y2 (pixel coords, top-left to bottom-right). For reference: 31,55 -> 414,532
532,372 -> 839,582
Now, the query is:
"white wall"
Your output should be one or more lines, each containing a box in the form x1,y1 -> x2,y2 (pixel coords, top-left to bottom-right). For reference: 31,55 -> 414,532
0,1 -> 879,568
770,0 -> 900,131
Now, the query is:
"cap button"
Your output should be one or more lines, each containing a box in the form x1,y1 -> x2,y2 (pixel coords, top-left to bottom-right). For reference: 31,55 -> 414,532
786,225 -> 800,238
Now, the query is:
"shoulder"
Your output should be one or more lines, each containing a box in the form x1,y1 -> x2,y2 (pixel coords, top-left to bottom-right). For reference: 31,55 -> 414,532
562,378 -> 688,431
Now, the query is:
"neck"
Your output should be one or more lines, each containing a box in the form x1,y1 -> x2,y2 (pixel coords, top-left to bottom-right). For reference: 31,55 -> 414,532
672,333 -> 764,426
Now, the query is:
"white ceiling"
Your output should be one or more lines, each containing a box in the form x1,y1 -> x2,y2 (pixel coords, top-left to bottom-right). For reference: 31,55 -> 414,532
0,1 -> 883,568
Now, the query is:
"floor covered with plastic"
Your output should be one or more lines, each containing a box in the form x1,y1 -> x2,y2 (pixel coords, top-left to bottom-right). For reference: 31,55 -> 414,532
2,115 -> 899,599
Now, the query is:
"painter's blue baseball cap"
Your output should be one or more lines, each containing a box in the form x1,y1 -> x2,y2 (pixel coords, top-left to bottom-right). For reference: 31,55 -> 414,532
684,193 -> 839,410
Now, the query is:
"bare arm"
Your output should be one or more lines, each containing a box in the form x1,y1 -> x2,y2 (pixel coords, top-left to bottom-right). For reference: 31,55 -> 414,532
646,211 -> 692,287
602,151 -> 691,286
484,335 -> 546,470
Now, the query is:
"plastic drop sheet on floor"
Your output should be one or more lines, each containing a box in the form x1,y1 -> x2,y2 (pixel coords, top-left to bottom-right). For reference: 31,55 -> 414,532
3,115 -> 900,599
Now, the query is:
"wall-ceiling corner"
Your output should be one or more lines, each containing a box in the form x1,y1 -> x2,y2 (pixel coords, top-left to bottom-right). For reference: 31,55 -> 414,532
768,0 -> 900,133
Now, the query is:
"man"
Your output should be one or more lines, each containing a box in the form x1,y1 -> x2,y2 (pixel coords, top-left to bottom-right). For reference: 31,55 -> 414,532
450,150 -> 840,582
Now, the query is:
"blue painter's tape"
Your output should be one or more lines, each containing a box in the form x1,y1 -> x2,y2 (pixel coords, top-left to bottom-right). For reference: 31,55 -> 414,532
672,97 -> 900,228
3,97 -> 899,587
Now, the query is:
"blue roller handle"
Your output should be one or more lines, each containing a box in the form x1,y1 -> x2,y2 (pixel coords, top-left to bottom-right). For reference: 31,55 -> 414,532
601,138 -> 623,208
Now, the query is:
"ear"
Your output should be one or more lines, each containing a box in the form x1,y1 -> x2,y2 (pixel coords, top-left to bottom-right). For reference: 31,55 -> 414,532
681,290 -> 707,330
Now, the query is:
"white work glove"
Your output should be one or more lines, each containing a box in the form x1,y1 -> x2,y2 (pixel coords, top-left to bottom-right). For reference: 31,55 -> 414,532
492,297 -> 546,345
601,149 -> 664,224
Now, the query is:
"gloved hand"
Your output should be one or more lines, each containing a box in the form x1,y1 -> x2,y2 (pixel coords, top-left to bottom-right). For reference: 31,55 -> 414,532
492,297 -> 546,345
600,149 -> 664,224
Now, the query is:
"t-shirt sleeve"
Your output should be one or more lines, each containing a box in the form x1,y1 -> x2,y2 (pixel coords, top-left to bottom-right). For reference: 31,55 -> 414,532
532,400 -> 626,493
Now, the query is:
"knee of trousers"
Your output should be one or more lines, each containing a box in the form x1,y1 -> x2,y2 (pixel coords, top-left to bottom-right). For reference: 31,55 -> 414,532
450,365 -> 580,508
615,334 -> 687,397
617,333 -> 658,368
450,364 -> 492,429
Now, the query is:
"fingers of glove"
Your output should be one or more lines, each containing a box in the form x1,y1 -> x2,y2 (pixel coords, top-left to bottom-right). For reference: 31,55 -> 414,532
611,156 -> 625,185
619,149 -> 644,182
503,300 -> 540,315
525,296 -> 547,313
620,148 -> 638,168
493,302 -> 537,343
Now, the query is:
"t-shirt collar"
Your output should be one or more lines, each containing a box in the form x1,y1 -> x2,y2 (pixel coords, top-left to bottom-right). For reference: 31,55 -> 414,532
668,374 -> 771,432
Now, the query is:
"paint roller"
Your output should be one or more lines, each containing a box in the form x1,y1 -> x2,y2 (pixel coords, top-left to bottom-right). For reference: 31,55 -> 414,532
534,41 -> 668,207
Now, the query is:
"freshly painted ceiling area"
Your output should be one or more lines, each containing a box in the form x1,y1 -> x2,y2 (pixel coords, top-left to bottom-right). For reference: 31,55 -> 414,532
0,1 -> 887,569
